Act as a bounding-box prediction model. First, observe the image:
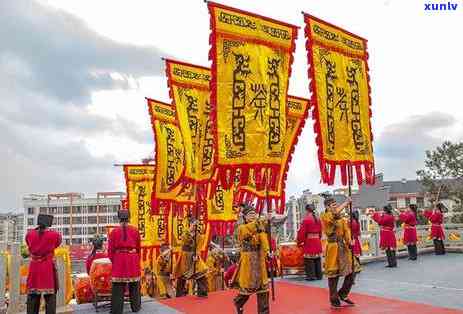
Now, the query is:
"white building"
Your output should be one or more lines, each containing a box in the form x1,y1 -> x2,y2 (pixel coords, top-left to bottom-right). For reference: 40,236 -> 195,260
0,212 -> 24,243
23,192 -> 125,245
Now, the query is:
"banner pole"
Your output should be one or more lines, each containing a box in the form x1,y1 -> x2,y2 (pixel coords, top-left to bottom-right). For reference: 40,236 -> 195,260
265,171 -> 276,302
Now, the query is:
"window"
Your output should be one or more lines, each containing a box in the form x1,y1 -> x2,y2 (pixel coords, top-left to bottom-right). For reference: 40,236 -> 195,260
99,216 -> 108,224
39,207 -> 47,214
87,227 -> 98,234
112,215 -> 119,223
99,206 -> 108,213
63,206 -> 70,214
72,238 -> 82,244
63,217 -> 70,225
112,205 -> 120,212
416,197 -> 424,209
48,207 -> 57,214
405,198 -> 411,207
65,239 -> 70,245
27,207 -> 34,215
73,217 -> 83,224
88,216 -> 97,224
62,228 -> 70,235
74,206 -> 82,214
88,206 -> 97,213
28,218 -> 34,226
72,227 -> 82,235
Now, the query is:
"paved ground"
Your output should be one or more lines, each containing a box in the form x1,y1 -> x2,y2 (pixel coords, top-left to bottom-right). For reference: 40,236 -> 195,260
283,252 -> 463,310
73,253 -> 463,313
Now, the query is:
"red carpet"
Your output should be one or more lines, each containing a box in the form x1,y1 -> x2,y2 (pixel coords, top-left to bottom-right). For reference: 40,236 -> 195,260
161,282 -> 462,314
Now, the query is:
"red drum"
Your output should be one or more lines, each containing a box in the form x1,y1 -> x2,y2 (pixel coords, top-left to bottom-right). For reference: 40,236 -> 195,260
75,274 -> 94,304
89,258 -> 112,295
279,242 -> 304,268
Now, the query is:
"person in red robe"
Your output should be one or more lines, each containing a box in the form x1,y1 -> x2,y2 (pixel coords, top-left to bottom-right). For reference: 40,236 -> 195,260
399,204 -> 418,260
86,235 -> 107,274
351,210 -> 362,262
108,210 -> 141,314
296,204 -> 323,280
424,203 -> 446,255
371,205 -> 397,267
26,214 -> 62,314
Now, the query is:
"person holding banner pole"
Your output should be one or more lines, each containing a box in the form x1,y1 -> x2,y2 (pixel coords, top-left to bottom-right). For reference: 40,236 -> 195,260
173,218 -> 209,297
321,197 -> 360,308
232,204 -> 271,314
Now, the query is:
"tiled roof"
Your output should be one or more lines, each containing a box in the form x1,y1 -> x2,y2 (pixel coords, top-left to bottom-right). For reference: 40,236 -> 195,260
384,180 -> 424,194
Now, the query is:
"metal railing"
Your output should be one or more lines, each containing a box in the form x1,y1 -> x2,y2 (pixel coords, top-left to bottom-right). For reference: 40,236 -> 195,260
0,243 -> 69,314
360,224 -> 463,257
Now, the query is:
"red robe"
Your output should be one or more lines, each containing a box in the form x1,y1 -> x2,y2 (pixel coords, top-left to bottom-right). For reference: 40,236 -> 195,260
224,263 -> 237,287
424,210 -> 445,239
86,251 -> 108,274
108,224 -> 141,282
372,212 -> 397,249
351,219 -> 362,257
399,211 -> 418,244
296,214 -> 322,257
26,228 -> 62,294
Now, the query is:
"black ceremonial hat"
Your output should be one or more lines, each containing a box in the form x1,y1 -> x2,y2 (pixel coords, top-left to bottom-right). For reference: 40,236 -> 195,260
37,214 -> 53,228
117,210 -> 129,221
240,203 -> 255,216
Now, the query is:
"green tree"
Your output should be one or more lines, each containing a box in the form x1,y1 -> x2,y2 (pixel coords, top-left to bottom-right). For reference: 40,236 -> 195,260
417,141 -> 463,222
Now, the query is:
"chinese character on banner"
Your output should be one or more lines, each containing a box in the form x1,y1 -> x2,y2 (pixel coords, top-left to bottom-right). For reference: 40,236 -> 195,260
304,14 -> 375,186
165,60 -> 215,201
237,96 -> 310,214
208,2 -> 298,191
147,98 -> 195,215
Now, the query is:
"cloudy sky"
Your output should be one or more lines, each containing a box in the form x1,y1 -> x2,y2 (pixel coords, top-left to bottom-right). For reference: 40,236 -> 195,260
1,0 -> 462,211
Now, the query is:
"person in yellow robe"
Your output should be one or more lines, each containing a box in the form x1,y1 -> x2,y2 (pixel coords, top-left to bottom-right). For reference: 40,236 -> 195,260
155,244 -> 175,299
206,243 -> 226,292
173,219 -> 209,297
232,204 -> 271,314
321,196 -> 361,308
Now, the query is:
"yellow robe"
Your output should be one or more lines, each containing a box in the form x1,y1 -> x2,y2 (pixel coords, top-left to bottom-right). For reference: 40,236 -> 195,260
154,253 -> 174,298
173,229 -> 208,280
206,251 -> 224,292
321,211 -> 361,278
232,219 -> 269,295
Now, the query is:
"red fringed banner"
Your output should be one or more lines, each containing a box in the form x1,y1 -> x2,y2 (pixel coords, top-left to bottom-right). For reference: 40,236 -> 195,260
208,2 -> 298,192
147,98 -> 195,215
237,95 -> 311,214
304,14 -> 375,185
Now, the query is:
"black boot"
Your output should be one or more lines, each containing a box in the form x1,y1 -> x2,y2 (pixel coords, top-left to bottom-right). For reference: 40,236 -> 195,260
385,249 -> 392,267
304,258 -> 316,280
328,277 -> 340,307
436,239 -> 446,255
407,245 -> 413,260
196,277 -> 208,298
233,294 -> 249,314
411,244 -> 418,260
314,257 -> 323,280
257,291 -> 270,314
433,239 -> 440,255
391,250 -> 397,267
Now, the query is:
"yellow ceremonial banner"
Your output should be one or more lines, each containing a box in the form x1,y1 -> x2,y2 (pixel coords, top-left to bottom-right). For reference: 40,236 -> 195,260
168,212 -> 211,257
147,98 -> 195,215
238,96 -> 310,214
304,14 -> 375,186
165,60 -> 215,192
125,165 -> 165,247
207,181 -> 238,236
208,2 -> 298,191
